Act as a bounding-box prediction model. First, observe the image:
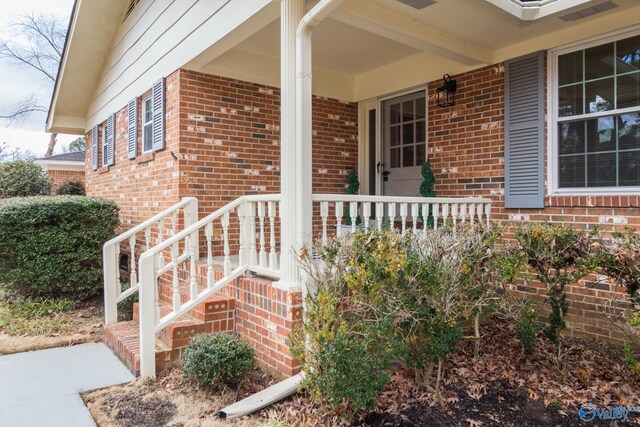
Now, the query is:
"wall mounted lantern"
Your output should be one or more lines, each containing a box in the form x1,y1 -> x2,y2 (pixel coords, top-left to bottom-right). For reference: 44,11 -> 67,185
437,74 -> 457,107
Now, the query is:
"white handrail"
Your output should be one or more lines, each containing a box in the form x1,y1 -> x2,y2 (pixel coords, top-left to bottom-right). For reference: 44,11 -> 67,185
311,194 -> 492,204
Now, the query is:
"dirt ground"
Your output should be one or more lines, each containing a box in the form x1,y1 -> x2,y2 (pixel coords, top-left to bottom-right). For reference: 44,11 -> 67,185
0,296 -> 104,355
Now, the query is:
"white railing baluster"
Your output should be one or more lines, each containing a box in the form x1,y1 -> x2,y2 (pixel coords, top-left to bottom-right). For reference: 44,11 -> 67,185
469,203 -> 476,225
248,202 -> 257,267
171,242 -> 180,312
171,211 -> 178,240
460,204 -> 467,224
477,203 -> 484,225
115,245 -> 121,298
238,204 -> 247,266
205,222 -> 214,288
157,218 -> 165,270
411,203 -> 419,232
188,233 -> 198,301
485,203 -> 491,227
452,203 -> 458,229
258,202 -> 267,268
388,202 -> 396,230
376,202 -> 384,231
422,203 -> 429,232
442,203 -> 449,228
433,203 -> 440,230
268,202 -> 277,270
222,212 -> 231,276
400,203 -> 407,234
129,235 -> 137,287
144,227 -> 151,251
320,201 -> 329,245
335,202 -> 344,236
350,201 -> 358,233
363,202 -> 371,230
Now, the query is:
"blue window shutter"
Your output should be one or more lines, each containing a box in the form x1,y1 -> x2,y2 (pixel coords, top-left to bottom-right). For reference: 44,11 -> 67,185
504,51 -> 545,209
92,125 -> 99,170
152,78 -> 165,152
106,113 -> 116,166
127,98 -> 138,159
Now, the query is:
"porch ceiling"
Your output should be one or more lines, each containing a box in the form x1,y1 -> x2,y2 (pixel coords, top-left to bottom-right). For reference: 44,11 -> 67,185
200,0 -> 640,102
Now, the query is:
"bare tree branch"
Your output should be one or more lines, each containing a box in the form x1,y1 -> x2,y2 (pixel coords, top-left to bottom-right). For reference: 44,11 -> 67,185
0,96 -> 48,125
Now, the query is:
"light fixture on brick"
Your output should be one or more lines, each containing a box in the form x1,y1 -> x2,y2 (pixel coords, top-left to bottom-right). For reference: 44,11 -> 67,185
436,74 -> 457,107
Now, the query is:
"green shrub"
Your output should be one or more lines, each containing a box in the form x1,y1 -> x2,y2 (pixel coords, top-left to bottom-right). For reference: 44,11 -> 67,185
0,196 -> 119,300
182,333 -> 255,389
0,161 -> 52,198
55,180 -> 86,196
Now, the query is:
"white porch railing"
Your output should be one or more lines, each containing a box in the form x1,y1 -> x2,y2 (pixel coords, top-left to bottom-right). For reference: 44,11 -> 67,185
103,197 -> 199,324
311,194 -> 492,243
111,193 -> 492,377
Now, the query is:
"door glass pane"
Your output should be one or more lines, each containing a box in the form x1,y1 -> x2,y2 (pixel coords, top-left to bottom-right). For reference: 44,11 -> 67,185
390,125 -> 400,147
416,143 -> 426,164
559,50 -> 583,85
619,150 -> 640,186
587,152 -> 616,187
402,100 -> 414,122
559,121 -> 585,155
586,77 -> 614,113
586,116 -> 615,153
403,145 -> 414,167
415,97 -> 426,119
585,42 -> 614,80
617,72 -> 640,109
390,103 -> 401,124
390,148 -> 400,168
559,84 -> 583,117
402,123 -> 413,145
416,120 -> 426,142
616,35 -> 640,75
618,112 -> 640,150
559,155 -> 585,187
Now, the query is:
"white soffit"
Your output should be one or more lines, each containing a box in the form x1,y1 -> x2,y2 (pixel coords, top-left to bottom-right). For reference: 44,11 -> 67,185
483,0 -> 598,20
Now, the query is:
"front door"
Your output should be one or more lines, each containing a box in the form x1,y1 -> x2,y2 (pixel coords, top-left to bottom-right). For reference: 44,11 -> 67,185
382,91 -> 427,196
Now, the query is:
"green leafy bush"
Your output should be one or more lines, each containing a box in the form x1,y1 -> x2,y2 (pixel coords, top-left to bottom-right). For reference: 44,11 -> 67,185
55,180 -> 86,196
182,333 -> 255,389
0,161 -> 51,198
0,196 -> 119,300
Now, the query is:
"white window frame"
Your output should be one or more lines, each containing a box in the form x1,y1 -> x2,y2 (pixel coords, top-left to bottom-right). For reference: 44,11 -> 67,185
142,94 -> 154,154
101,124 -> 108,167
548,24 -> 640,196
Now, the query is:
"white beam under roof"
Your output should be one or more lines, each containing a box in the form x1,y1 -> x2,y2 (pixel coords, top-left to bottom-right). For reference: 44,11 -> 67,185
331,0 -> 493,66
484,0 -> 594,20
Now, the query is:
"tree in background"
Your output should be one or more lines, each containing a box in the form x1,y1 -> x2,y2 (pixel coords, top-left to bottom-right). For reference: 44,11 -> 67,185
68,136 -> 85,152
0,141 -> 37,162
0,13 -> 67,156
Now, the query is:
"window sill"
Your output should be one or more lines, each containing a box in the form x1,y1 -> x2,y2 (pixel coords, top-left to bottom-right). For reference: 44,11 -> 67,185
546,195 -> 640,208
137,152 -> 155,164
97,166 -> 110,174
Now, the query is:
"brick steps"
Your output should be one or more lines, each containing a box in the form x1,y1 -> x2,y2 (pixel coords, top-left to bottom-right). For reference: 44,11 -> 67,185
103,293 -> 235,375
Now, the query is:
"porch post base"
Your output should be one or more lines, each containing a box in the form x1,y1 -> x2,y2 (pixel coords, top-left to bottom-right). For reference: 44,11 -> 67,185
272,279 -> 301,291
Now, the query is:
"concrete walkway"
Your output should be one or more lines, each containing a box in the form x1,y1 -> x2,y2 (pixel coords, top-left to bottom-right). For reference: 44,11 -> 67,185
0,343 -> 134,427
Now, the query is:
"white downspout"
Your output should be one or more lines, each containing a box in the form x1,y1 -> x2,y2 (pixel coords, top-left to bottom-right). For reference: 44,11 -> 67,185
219,0 -> 345,418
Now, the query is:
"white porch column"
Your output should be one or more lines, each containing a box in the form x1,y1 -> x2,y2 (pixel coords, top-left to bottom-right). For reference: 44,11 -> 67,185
276,0 -> 304,290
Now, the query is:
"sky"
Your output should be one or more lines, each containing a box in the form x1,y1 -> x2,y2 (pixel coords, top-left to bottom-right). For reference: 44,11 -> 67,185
0,0 -> 76,158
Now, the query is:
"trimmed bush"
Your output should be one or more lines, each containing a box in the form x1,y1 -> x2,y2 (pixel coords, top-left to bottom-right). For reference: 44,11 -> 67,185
183,333 -> 255,389
56,180 -> 86,196
0,196 -> 119,300
0,161 -> 51,198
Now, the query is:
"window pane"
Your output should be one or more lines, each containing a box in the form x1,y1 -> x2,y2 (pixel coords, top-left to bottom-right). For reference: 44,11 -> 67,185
416,143 -> 426,164
390,125 -> 400,147
585,42 -> 614,80
559,121 -> 585,155
616,35 -> 640,75
402,123 -> 413,145
618,113 -> 640,150
586,77 -> 614,113
559,50 -> 583,85
390,148 -> 400,168
403,145 -> 414,167
402,100 -> 414,122
144,98 -> 153,123
415,97 -> 426,119
559,84 -> 583,117
617,71 -> 640,109
390,103 -> 401,124
559,155 -> 585,187
619,150 -> 640,186
416,120 -> 426,143
586,116 -> 615,153
144,124 -> 153,151
587,152 -> 616,187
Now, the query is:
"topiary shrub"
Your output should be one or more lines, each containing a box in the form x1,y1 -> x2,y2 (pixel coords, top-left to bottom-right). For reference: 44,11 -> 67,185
182,333 -> 255,389
55,180 -> 86,196
0,196 -> 119,300
0,161 -> 51,198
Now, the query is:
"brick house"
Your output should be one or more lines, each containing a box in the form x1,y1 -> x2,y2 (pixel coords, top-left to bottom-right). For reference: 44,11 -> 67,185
34,151 -> 85,189
47,0 -> 640,379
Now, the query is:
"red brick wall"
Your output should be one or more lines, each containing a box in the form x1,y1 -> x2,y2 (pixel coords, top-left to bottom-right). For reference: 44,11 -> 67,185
426,60 -> 640,342
47,169 -> 85,188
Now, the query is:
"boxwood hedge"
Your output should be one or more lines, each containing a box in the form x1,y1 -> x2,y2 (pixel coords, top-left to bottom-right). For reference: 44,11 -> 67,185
0,196 -> 119,300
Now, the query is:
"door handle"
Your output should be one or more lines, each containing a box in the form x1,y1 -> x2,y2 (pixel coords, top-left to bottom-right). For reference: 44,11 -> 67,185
377,161 -> 383,173
382,171 -> 391,177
